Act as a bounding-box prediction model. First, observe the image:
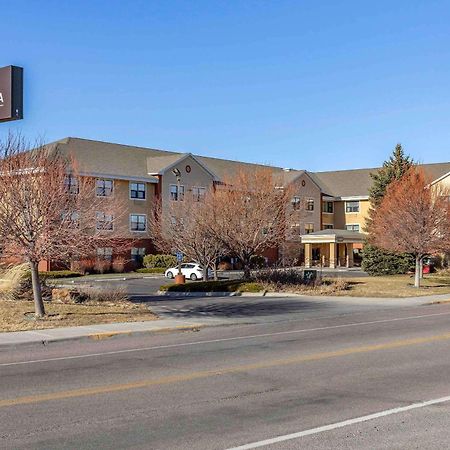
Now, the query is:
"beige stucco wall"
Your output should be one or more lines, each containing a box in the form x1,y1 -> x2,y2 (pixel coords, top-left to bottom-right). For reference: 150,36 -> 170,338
434,173 -> 450,190
333,199 -> 370,232
288,173 -> 322,237
160,155 -> 215,206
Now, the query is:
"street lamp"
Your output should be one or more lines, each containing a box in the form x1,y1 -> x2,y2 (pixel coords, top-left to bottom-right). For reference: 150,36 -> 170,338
171,168 -> 185,283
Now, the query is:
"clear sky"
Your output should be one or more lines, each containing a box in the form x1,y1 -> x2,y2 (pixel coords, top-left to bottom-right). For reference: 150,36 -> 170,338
2,0 -> 450,171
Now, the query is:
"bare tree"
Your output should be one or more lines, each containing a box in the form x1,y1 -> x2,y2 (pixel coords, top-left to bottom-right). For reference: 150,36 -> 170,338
369,167 -> 450,288
0,134 -> 127,316
148,188 -> 225,281
211,168 -> 293,279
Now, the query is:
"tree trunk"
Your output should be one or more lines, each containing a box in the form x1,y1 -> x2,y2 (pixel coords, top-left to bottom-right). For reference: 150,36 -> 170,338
213,260 -> 218,281
419,258 -> 424,279
203,265 -> 208,282
414,255 -> 421,288
243,256 -> 251,280
30,261 -> 45,317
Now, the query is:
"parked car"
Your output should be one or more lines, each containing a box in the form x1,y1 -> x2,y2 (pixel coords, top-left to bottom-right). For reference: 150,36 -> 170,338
164,263 -> 211,281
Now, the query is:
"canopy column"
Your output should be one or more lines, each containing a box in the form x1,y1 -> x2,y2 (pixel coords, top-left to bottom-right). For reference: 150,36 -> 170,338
305,243 -> 312,268
346,243 -> 354,268
329,243 -> 337,268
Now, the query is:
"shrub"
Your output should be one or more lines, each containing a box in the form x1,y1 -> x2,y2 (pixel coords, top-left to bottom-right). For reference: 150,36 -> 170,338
39,270 -> 83,279
143,254 -> 177,269
0,264 -> 52,301
250,255 -> 267,269
71,258 -> 96,274
136,267 -> 166,274
159,280 -> 263,293
94,260 -> 112,274
112,256 -> 127,273
218,261 -> 233,270
254,268 -> 305,287
362,244 -> 414,276
76,285 -> 129,303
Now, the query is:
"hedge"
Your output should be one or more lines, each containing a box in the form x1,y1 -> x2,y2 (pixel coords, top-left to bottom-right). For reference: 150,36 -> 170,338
159,280 -> 263,293
136,267 -> 166,274
143,254 -> 178,269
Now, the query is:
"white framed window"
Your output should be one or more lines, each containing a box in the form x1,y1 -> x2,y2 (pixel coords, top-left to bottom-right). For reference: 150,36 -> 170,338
170,184 -> 185,201
291,196 -> 301,210
96,247 -> 113,261
62,211 -> 80,229
322,201 -> 333,213
130,182 -> 146,200
96,212 -> 114,231
64,175 -> 79,195
130,214 -> 147,232
192,186 -> 206,202
96,178 -> 113,197
131,247 -> 146,262
305,223 -> 314,234
306,199 -> 314,211
345,224 -> 360,232
290,223 -> 302,235
345,201 -> 360,213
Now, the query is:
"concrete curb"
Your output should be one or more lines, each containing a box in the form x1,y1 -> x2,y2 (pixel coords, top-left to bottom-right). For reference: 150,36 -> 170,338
156,290 -> 268,297
0,323 -> 206,350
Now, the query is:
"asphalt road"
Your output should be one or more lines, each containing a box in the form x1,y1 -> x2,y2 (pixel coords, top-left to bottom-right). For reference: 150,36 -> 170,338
1,298 -> 449,449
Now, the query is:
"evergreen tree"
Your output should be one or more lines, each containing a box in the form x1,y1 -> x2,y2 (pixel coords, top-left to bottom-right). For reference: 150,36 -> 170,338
362,144 -> 415,275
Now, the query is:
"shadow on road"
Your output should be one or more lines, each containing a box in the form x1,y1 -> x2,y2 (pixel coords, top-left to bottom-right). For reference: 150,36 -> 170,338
138,298 -> 329,319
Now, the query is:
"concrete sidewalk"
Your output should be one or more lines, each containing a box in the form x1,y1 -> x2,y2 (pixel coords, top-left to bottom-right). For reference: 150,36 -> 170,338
0,318 -> 222,349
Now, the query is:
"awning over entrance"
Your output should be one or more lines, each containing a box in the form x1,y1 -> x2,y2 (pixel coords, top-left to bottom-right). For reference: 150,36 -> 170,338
300,229 -> 365,268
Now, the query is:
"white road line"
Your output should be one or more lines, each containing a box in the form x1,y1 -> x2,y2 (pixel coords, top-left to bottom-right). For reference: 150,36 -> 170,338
227,395 -> 450,449
1,311 -> 450,367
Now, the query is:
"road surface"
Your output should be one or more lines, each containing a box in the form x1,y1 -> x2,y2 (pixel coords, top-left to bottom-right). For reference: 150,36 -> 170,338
1,299 -> 449,449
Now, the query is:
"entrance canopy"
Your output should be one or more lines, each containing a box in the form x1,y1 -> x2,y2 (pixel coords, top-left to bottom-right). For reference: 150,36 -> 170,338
300,229 -> 365,268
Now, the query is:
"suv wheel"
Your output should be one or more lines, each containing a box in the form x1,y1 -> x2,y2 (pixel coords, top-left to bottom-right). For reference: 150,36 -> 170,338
166,271 -> 174,279
190,273 -> 198,281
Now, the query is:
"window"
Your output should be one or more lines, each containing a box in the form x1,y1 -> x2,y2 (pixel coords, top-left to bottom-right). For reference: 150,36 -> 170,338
291,196 -> 301,210
131,247 -> 146,262
192,186 -> 206,202
345,201 -> 360,213
322,201 -> 333,213
96,179 -> 113,197
290,223 -> 301,235
305,223 -> 314,234
96,212 -> 113,231
64,175 -> 79,195
130,182 -> 146,200
170,184 -> 185,201
323,224 -> 334,230
97,247 -> 112,261
306,199 -> 314,211
62,211 -> 80,228
130,214 -> 147,232
345,224 -> 360,232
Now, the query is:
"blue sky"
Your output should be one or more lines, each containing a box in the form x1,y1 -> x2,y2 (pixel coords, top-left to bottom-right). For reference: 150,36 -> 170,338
2,0 -> 450,171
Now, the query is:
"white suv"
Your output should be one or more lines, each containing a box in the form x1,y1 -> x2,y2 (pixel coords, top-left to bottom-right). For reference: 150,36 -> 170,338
165,263 -> 207,281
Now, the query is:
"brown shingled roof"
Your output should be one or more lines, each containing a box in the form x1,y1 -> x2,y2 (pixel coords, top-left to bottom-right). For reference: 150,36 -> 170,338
50,137 -> 450,197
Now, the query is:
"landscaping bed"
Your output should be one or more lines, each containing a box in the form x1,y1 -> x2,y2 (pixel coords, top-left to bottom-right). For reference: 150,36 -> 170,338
159,280 -> 263,293
328,273 -> 450,297
0,299 -> 157,332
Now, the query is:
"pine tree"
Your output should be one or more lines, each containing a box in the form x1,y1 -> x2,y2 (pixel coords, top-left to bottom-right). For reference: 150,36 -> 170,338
362,144 -> 415,275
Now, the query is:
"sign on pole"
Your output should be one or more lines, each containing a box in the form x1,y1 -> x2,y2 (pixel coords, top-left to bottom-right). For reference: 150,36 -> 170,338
0,66 -> 23,122
176,251 -> 183,262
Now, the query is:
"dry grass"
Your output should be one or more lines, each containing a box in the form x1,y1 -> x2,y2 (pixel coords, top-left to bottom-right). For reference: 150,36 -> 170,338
0,299 -> 157,332
327,273 -> 450,298
0,264 -> 29,299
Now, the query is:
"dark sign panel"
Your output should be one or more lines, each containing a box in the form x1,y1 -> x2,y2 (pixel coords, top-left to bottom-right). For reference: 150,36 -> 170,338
0,66 -> 23,122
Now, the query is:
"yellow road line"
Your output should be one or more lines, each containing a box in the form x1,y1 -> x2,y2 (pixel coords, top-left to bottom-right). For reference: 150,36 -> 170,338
2,332 -> 450,408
